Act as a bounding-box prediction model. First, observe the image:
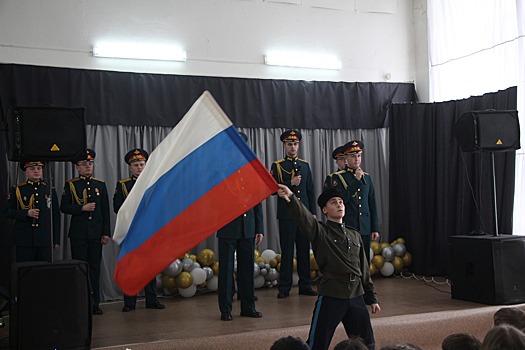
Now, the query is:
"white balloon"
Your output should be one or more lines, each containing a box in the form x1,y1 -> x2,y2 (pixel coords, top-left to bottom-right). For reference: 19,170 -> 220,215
254,275 -> 265,289
254,263 -> 261,277
292,272 -> 299,286
261,249 -> 277,262
179,284 -> 197,298
370,248 -> 374,263
380,262 -> 394,276
207,276 -> 218,291
190,267 -> 207,285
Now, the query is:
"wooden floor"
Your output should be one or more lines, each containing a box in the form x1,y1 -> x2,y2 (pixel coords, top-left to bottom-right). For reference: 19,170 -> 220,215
0,274 -> 495,349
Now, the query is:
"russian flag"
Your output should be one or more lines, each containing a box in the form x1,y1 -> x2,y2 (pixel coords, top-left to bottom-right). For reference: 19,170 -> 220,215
113,91 -> 278,295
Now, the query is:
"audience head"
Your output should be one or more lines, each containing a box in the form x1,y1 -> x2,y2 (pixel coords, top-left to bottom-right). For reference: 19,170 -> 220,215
380,344 -> 423,350
270,336 -> 309,350
481,324 -> 525,350
442,332 -> 481,350
334,337 -> 368,350
493,307 -> 525,331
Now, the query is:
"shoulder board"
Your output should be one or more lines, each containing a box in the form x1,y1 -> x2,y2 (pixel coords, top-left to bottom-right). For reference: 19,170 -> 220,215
41,181 -> 47,186
334,170 -> 346,175
119,177 -> 133,184
92,177 -> 105,183
67,178 -> 81,183
297,158 -> 309,163
275,159 -> 285,164
16,182 -> 28,187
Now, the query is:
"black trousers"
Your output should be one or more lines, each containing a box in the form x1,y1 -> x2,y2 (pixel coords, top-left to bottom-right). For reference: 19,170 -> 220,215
307,295 -> 375,350
218,237 -> 256,314
70,238 -> 102,307
123,278 -> 158,307
15,246 -> 49,263
278,220 -> 311,293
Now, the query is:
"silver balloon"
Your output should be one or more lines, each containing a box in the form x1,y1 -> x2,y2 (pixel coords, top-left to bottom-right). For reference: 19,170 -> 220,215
260,268 -> 268,276
254,275 -> 265,289
392,243 -> 407,257
163,259 -> 183,277
381,246 -> 395,262
193,261 -> 201,269
265,268 -> 278,282
264,263 -> 270,270
182,257 -> 195,271
254,263 -> 261,277
258,262 -> 265,269
203,266 -> 214,280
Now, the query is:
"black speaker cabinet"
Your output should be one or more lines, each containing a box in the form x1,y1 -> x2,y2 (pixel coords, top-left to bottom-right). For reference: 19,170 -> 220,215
450,235 -> 525,305
6,106 -> 86,161
453,110 -> 520,153
10,260 -> 92,350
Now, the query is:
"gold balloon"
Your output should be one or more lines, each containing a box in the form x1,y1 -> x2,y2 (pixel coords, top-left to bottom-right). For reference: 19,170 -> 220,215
402,252 -> 412,266
372,255 -> 385,269
392,256 -> 404,272
183,253 -> 190,259
293,258 -> 298,272
255,257 -> 266,265
176,271 -> 193,289
276,262 -> 281,272
275,254 -> 282,263
162,275 -> 177,290
211,262 -> 220,275
269,258 -> 278,268
369,263 -> 377,276
310,270 -> 317,280
396,237 -> 406,245
198,281 -> 207,288
254,249 -> 261,258
189,254 -> 197,262
380,243 -> 390,250
197,248 -> 216,267
167,285 -> 178,295
370,241 -> 381,255
310,254 -> 319,271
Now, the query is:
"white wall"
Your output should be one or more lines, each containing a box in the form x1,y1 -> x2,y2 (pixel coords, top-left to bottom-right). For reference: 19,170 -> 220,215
0,0 -> 427,97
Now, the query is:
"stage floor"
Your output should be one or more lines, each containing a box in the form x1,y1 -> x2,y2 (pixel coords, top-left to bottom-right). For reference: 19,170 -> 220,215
0,274 -> 491,349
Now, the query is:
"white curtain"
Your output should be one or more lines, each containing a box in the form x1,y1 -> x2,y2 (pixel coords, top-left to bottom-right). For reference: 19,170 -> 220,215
427,0 -> 525,235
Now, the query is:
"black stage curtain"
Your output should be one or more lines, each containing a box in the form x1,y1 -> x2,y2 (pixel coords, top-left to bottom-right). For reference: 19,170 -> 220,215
0,64 -> 416,128
389,87 -> 518,277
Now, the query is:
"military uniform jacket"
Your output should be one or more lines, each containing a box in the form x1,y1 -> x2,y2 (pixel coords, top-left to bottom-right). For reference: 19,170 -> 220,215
271,157 -> 316,220
323,168 -> 379,236
113,176 -> 137,213
216,203 -> 263,239
4,181 -> 60,247
286,194 -> 378,303
60,176 -> 110,239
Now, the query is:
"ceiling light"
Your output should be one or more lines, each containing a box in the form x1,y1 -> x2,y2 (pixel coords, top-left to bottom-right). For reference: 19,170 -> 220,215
264,53 -> 342,70
92,44 -> 186,62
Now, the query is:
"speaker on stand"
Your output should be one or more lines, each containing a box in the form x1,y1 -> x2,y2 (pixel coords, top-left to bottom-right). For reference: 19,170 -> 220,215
452,109 -> 520,236
450,110 -> 523,305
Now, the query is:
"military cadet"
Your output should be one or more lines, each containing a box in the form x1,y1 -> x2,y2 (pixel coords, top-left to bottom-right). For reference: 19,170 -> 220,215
323,145 -> 348,192
60,149 -> 110,315
323,140 -> 380,262
277,184 -> 380,350
114,148 -> 165,312
4,161 -> 60,262
217,132 -> 263,321
270,130 -> 317,299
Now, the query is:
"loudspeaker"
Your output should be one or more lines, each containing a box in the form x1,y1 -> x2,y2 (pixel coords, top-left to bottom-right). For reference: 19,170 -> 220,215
6,106 -> 86,161
450,235 -> 525,305
10,260 -> 92,350
453,110 -> 520,153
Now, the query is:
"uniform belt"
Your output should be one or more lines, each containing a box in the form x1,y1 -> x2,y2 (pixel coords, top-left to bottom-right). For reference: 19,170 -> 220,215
323,272 -> 358,282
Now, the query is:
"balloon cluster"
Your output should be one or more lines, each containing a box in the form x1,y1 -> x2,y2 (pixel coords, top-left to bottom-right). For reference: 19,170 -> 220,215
157,248 -> 322,297
159,249 -> 219,298
369,238 -> 412,277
